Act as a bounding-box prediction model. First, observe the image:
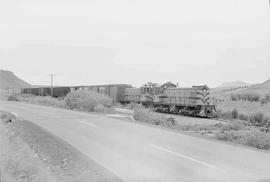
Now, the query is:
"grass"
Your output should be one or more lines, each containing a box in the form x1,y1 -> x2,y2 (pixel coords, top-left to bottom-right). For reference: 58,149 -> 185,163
133,106 -> 176,127
0,117 -> 56,182
217,100 -> 270,117
216,129 -> 270,150
6,91 -> 114,113
132,105 -> 270,150
7,93 -> 67,108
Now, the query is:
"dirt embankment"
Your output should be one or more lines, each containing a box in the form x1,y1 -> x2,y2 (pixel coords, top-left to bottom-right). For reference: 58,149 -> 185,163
0,112 -> 122,182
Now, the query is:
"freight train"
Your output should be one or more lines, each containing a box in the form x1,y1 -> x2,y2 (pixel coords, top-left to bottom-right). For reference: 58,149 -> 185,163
21,82 -> 217,117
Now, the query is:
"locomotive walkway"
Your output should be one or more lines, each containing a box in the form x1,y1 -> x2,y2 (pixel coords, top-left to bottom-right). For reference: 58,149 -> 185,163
1,101 -> 270,182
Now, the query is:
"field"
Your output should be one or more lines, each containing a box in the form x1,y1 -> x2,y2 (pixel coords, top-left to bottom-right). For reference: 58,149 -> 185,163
217,100 -> 270,117
132,105 -> 270,150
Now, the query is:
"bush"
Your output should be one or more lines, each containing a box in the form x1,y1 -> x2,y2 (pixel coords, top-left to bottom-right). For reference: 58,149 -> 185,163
265,94 -> 270,102
264,117 -> 270,127
249,112 -> 265,126
8,94 -> 67,108
232,109 -> 238,119
239,113 -> 249,121
94,104 -> 112,113
230,92 -> 261,102
31,96 -> 67,108
260,99 -> 267,105
64,90 -> 113,112
216,129 -> 270,150
230,94 -> 238,101
7,95 -> 18,101
133,106 -> 175,127
218,110 -> 233,120
220,121 -> 244,132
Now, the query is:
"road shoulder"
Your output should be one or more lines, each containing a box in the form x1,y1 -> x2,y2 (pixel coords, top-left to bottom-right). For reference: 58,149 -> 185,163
0,111 -> 122,182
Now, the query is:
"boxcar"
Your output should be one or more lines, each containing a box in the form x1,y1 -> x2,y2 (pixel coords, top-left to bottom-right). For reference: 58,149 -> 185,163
71,84 -> 131,103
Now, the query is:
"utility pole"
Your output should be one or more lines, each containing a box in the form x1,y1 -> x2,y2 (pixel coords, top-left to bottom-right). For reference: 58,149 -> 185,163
49,74 -> 56,97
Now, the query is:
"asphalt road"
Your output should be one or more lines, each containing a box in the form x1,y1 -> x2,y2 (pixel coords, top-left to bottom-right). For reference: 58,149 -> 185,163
1,101 -> 270,182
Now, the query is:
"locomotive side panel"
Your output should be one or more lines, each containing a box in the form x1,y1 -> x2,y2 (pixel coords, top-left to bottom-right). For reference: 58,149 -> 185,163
124,87 -> 153,104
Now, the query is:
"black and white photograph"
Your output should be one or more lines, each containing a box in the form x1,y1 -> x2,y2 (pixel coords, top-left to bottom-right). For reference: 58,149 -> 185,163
0,0 -> 270,181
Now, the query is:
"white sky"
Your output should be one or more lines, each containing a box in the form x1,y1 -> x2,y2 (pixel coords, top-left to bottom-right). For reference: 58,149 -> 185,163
0,0 -> 269,87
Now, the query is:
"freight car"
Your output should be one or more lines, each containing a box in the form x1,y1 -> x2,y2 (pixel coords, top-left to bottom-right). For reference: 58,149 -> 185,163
22,87 -> 71,97
71,84 -> 131,102
22,84 -> 131,103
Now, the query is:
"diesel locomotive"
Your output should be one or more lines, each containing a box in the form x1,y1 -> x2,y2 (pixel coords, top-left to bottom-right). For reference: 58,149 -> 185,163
123,82 -> 217,117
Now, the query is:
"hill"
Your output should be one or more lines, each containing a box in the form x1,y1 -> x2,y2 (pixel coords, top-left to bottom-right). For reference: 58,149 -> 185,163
240,78 -> 270,95
216,81 -> 251,89
0,70 -> 31,89
211,78 -> 270,100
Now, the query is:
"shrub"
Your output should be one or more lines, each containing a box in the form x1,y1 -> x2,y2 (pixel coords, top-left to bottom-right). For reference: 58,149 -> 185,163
64,90 -> 113,112
260,99 -> 267,106
31,96 -> 67,108
232,109 -> 238,119
237,129 -> 270,149
220,121 -> 244,132
123,103 -> 142,110
94,104 -> 112,113
7,95 -> 18,101
264,117 -> 270,127
230,94 -> 238,101
231,92 -> 261,102
239,113 -> 249,121
217,110 -> 233,120
265,94 -> 270,102
216,129 -> 270,150
133,106 -> 175,127
249,112 -> 265,126
8,94 -> 67,108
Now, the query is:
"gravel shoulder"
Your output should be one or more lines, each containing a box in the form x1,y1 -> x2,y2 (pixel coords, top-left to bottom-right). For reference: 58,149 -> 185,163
1,111 -> 122,182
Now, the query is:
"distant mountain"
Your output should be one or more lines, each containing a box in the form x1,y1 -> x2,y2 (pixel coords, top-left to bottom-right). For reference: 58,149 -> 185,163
216,81 -> 251,89
0,70 -> 31,89
242,78 -> 270,95
250,79 -> 270,89
211,78 -> 270,99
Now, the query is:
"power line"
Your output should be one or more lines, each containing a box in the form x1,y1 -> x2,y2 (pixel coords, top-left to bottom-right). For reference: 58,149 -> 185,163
49,74 -> 56,97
